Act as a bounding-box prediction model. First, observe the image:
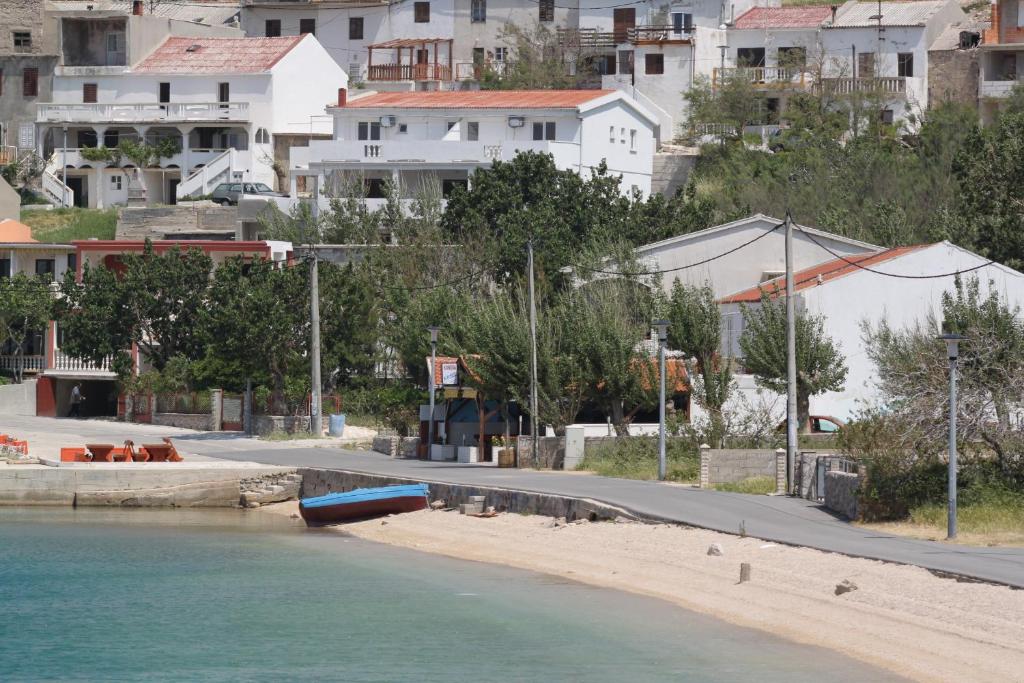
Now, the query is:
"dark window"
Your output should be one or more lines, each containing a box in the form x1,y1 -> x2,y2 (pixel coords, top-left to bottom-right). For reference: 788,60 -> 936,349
104,130 -> 120,147
539,0 -> 554,22
414,2 -> 430,22
365,178 -> 386,198
82,83 -> 97,103
645,53 -> 664,75
471,0 -> 486,22
265,19 -> 281,37
159,82 -> 170,103
35,259 -> 55,279
595,54 -> 616,75
532,121 -> 555,140
22,67 -> 37,97
442,179 -> 467,197
300,18 -> 316,35
897,52 -> 914,78
218,82 -> 229,110
357,121 -> 381,140
467,121 -> 479,141
671,13 -> 692,33
0,259 -> 10,278
349,17 -> 364,40
77,130 -> 97,148
618,50 -> 633,75
857,52 -> 874,78
777,46 -> 806,70
880,109 -> 894,125
13,31 -> 31,52
0,69 -> 3,97
67,254 -> 76,273
472,47 -> 485,66
736,47 -> 765,67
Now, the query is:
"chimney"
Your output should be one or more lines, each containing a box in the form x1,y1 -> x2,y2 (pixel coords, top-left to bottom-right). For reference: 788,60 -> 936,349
830,5 -> 838,23
132,0 -> 144,16
337,87 -> 347,107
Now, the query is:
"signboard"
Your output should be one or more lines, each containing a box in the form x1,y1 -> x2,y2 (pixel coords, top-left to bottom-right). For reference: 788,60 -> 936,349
441,362 -> 458,386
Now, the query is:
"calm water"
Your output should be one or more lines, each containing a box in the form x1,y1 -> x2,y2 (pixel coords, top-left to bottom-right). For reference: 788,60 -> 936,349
0,508 -> 903,683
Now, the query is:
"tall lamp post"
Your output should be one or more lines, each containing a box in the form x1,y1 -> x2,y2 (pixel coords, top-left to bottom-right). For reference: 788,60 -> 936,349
654,320 -> 670,481
427,326 -> 440,460
938,332 -> 965,540
62,125 -> 68,207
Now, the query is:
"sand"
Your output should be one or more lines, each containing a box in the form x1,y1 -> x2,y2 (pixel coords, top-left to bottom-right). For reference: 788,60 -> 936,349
260,502 -> 1024,683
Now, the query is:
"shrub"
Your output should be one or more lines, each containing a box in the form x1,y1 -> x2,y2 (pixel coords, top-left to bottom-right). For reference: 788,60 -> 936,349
579,436 -> 699,482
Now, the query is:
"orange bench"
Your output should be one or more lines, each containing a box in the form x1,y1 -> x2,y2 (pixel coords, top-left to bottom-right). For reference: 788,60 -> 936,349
60,447 -> 90,462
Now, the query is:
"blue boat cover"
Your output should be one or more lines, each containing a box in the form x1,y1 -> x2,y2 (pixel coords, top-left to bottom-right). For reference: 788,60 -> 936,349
300,484 -> 429,509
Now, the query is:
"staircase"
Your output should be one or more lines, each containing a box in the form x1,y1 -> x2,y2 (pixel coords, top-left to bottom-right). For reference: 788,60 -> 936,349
176,148 -> 235,201
42,170 -> 73,208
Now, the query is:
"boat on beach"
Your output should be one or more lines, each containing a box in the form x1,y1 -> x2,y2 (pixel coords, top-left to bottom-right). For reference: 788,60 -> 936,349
299,484 -> 430,526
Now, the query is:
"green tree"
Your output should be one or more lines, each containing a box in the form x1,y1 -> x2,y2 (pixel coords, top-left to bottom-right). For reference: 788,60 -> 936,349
684,73 -> 763,140
479,22 -> 592,90
0,274 -> 52,383
739,291 -> 847,432
667,280 -> 731,443
954,112 -> 1024,269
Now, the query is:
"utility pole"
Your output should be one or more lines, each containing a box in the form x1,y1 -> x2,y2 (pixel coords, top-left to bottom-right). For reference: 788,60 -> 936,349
427,326 -> 440,459
527,238 -> 539,467
308,176 -> 323,436
654,320 -> 669,481
785,211 -> 798,494
939,333 -> 964,539
62,126 -> 68,208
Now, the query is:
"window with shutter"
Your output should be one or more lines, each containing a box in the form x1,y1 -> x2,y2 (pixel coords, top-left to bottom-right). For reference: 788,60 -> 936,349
539,0 -> 554,22
414,2 -> 430,22
22,67 -> 37,97
349,18 -> 364,40
83,83 -> 97,103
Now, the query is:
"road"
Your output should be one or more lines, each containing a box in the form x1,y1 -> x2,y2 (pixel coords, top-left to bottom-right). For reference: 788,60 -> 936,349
5,416 -> 1022,587
175,433 -> 1024,588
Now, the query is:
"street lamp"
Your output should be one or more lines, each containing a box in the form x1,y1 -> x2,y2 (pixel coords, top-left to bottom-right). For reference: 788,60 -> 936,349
62,125 -> 68,208
654,319 -> 670,481
427,326 -> 440,460
938,332 -> 965,540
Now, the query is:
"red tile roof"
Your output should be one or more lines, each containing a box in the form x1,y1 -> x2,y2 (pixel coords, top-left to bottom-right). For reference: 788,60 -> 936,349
344,90 -> 614,109
0,219 -> 37,243
733,6 -> 834,29
133,36 -> 304,74
719,245 -> 931,303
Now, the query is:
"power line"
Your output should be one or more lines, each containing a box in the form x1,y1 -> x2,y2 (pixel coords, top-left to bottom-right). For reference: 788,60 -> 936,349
574,220 -> 784,276
796,224 -> 998,280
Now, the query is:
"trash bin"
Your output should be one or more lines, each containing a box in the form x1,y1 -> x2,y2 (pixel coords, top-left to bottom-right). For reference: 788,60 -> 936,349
328,413 -> 346,437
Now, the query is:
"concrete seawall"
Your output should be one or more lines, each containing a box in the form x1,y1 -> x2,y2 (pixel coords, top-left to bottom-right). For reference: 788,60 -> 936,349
299,468 -> 637,522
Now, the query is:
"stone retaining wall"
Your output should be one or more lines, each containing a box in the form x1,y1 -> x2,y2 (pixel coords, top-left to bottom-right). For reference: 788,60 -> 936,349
824,471 -> 861,520
252,415 -> 310,436
299,468 -> 636,522
152,412 -> 212,431
699,448 -> 783,492
371,435 -> 420,459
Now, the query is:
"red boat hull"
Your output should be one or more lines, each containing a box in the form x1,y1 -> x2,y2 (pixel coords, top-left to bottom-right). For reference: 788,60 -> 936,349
299,494 -> 428,526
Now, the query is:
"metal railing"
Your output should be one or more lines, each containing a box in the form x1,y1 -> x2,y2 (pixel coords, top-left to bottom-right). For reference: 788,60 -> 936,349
367,63 -> 452,82
627,25 -> 693,42
816,76 -> 906,95
558,28 -> 616,48
38,102 -> 250,124
713,67 -> 808,89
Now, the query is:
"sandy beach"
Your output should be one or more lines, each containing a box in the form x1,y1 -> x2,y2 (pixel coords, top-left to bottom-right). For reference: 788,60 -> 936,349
262,501 -> 1024,682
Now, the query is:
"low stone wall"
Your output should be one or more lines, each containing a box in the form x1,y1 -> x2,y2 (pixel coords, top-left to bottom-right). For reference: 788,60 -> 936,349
515,436 -> 563,469
152,412 -> 212,431
299,467 -> 635,522
239,470 -> 303,507
253,415 -> 310,436
824,471 -> 861,520
371,435 -> 420,459
700,447 -> 784,493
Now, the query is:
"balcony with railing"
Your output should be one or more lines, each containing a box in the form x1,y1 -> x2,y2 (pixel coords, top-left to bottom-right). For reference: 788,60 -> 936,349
713,67 -> 809,90
38,102 -> 250,124
816,77 -> 907,96
54,147 -> 229,171
367,63 -> 452,82
0,355 -> 46,373
51,351 -> 115,374
559,25 -> 693,49
294,139 -> 581,170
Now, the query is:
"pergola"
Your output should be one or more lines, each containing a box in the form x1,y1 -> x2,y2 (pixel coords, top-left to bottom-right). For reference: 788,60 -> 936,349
367,38 -> 455,82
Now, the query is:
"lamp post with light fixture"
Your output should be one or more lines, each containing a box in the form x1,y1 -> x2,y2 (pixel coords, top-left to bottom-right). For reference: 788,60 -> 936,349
427,326 -> 440,460
654,320 -> 670,481
938,332 -> 965,540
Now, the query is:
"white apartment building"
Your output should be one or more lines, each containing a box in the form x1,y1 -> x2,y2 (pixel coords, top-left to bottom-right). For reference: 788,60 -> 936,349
287,88 -> 657,206
36,11 -> 345,209
716,0 -> 965,128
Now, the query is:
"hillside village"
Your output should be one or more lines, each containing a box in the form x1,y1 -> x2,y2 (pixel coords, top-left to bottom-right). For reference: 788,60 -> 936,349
2,0 -> 1024,542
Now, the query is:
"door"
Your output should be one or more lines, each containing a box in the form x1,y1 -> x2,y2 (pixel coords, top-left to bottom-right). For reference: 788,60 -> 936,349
613,8 -> 635,44
857,52 -> 874,78
65,176 -> 86,208
167,178 -> 179,205
218,82 -> 229,110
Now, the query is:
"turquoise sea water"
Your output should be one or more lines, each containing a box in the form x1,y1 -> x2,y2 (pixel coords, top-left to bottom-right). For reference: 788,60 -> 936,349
0,508 -> 903,682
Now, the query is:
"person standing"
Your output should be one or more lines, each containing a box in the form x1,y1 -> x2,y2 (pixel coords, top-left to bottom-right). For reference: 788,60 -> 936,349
68,383 -> 84,418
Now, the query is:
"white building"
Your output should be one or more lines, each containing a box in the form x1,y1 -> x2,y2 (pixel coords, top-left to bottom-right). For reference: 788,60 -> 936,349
37,22 -> 345,208
715,0 -> 965,128
718,242 -> 1024,421
288,88 -> 659,202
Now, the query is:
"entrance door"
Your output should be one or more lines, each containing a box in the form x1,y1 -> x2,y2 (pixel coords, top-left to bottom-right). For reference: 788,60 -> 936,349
167,178 -> 179,205
613,8 -> 635,44
65,176 -> 86,207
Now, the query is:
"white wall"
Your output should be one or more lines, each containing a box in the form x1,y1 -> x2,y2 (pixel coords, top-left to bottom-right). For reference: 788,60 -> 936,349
579,97 -> 655,194
802,243 -> 1024,420
270,35 -> 348,136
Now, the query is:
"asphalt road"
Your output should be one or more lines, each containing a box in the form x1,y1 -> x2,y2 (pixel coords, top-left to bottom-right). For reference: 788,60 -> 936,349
177,436 -> 1024,588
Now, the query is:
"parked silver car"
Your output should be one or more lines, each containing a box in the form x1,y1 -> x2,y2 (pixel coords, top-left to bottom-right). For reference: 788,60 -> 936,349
210,182 -> 285,206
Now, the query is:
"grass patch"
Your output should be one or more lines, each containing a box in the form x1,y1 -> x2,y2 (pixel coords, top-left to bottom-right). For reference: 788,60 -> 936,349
20,208 -> 117,243
713,476 -> 776,495
261,431 -> 324,441
578,437 -> 698,483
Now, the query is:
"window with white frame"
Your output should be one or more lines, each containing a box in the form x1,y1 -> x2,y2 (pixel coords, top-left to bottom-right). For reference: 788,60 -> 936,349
467,121 -> 479,141
471,0 -> 486,22
358,121 -> 381,140
532,121 -> 556,140
111,175 -> 122,191
255,128 -> 271,144
494,47 -> 507,62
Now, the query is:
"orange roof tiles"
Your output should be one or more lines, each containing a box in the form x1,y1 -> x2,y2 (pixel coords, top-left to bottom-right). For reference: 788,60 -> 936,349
720,245 -> 931,303
0,219 -> 37,243
133,36 -> 304,74
344,90 -> 614,109
733,6 -> 834,29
